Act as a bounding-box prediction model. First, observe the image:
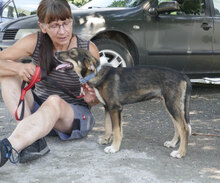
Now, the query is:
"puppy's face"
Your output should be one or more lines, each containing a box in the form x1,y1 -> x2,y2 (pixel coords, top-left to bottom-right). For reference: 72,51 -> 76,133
55,47 -> 99,77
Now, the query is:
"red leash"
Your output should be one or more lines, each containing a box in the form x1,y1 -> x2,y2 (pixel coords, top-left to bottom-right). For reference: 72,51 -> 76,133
15,66 -> 85,121
15,66 -> 41,121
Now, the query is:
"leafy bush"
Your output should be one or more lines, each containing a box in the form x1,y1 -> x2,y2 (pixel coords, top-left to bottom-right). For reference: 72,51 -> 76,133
109,0 -> 127,7
68,0 -> 91,7
69,0 -> 127,8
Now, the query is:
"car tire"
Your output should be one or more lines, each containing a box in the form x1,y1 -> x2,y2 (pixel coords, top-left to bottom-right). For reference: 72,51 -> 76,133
93,39 -> 134,68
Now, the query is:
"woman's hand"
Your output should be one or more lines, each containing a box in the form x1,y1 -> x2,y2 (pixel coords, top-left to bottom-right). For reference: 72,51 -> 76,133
17,63 -> 36,82
83,84 -> 99,106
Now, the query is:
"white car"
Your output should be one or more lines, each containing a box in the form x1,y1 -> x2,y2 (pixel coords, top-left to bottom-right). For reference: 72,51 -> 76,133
0,0 -> 41,23
0,0 -> 78,24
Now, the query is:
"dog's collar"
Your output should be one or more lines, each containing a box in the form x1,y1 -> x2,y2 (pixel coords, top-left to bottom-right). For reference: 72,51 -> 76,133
79,64 -> 102,84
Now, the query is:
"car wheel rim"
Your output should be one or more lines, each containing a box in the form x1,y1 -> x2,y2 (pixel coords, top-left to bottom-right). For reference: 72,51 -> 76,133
99,49 -> 127,68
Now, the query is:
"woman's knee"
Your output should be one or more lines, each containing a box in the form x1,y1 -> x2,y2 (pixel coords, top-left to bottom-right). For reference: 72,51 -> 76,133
0,75 -> 21,88
1,75 -> 22,102
43,95 -> 63,113
46,95 -> 62,104
42,95 -> 73,123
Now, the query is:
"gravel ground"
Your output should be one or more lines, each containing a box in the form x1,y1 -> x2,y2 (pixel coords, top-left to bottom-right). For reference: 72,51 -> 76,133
0,85 -> 219,183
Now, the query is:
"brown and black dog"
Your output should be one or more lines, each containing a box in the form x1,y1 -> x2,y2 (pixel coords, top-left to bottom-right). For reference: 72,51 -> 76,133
55,48 -> 192,158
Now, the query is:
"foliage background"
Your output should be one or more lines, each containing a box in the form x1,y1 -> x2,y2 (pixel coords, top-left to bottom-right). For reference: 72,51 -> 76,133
68,0 -> 91,7
68,0 -> 127,7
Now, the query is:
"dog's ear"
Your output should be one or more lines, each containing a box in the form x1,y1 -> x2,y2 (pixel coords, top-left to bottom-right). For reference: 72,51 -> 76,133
84,58 -> 97,73
69,48 -> 79,58
82,49 -> 100,73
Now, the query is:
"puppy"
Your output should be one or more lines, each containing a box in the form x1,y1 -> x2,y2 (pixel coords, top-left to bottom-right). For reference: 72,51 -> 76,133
55,48 -> 192,158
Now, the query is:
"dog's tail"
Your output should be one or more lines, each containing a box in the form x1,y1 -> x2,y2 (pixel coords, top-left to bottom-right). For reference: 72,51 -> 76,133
183,75 -> 192,136
183,75 -> 192,125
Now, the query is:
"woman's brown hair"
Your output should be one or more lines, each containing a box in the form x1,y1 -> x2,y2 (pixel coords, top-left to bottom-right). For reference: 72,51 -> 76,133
37,0 -> 73,73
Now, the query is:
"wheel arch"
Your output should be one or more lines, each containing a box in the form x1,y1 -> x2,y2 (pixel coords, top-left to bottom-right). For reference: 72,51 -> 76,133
91,30 -> 139,65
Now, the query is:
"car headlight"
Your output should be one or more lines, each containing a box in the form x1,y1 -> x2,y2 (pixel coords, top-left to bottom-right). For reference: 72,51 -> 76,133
15,29 -> 39,40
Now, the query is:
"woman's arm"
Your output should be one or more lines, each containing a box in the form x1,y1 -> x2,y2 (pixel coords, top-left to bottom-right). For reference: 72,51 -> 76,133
0,33 -> 38,81
89,41 -> 100,60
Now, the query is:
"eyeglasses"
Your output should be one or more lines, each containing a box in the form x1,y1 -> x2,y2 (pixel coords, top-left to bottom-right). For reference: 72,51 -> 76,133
46,19 -> 73,32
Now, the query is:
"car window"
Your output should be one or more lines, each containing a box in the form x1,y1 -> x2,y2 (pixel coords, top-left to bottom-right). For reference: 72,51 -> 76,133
213,0 -> 220,16
2,1 -> 17,19
158,0 -> 205,16
14,0 -> 41,16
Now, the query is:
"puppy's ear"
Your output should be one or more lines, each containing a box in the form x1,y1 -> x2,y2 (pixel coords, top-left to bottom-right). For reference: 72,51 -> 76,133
81,48 -> 100,74
84,58 -> 97,73
86,51 -> 100,71
70,48 -> 79,58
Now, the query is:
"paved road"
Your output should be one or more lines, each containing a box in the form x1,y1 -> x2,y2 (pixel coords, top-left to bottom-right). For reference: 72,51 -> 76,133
0,85 -> 219,183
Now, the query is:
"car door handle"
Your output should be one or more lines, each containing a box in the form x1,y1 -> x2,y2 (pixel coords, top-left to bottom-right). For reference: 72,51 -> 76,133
201,23 -> 212,31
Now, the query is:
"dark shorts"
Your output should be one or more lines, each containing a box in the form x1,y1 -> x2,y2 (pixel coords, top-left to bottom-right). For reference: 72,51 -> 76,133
32,101 -> 95,140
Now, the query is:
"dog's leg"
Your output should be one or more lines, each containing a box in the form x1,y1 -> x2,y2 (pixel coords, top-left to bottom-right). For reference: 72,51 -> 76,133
164,109 -> 189,158
162,98 -> 180,148
104,108 -> 122,153
97,106 -> 113,145
170,119 -> 189,158
164,121 -> 180,148
163,81 -> 190,158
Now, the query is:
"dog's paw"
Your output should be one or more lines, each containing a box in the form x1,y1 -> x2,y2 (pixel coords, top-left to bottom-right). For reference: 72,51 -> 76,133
104,145 -> 119,153
170,150 -> 183,159
164,140 -> 177,148
97,136 -> 113,145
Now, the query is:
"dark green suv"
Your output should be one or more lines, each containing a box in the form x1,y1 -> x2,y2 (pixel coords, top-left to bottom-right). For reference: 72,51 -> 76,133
0,0 -> 220,81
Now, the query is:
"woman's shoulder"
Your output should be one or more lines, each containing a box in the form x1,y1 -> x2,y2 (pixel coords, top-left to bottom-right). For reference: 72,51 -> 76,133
21,32 -> 38,44
89,41 -> 100,60
18,32 -> 38,56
